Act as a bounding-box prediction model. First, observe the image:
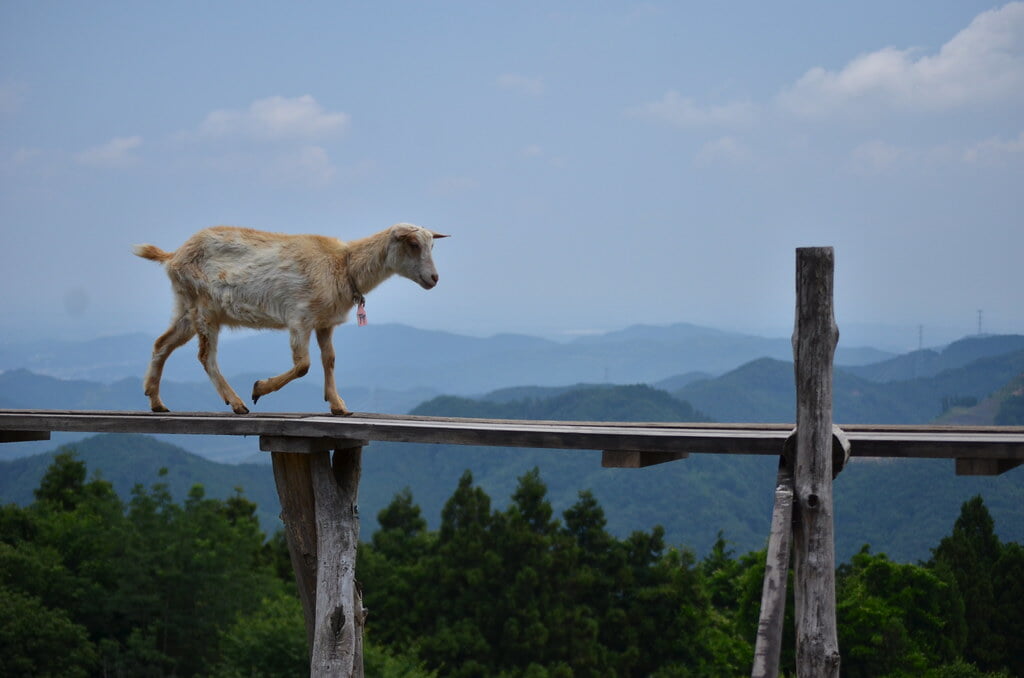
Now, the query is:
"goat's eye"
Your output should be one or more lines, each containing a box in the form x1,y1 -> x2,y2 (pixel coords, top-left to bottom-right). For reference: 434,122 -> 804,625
408,240 -> 421,251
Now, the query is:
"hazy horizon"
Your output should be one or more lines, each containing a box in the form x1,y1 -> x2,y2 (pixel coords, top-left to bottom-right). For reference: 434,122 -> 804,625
3,2 -> 1022,347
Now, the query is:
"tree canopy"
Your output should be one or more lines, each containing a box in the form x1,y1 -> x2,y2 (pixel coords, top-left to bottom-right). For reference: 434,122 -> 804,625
2,448 -> 1021,677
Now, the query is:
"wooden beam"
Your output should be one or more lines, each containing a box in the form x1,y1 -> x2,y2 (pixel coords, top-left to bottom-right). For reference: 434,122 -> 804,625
260,435 -> 366,454
0,430 -> 50,443
791,247 -> 842,678
0,411 -> 1022,467
601,450 -> 687,468
752,460 -> 795,678
955,458 -> 1024,476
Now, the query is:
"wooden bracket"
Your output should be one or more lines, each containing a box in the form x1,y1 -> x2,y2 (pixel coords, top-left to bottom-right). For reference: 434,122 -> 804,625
0,431 -> 51,444
601,450 -> 688,468
783,425 -> 851,478
955,458 -> 1023,476
259,435 -> 367,454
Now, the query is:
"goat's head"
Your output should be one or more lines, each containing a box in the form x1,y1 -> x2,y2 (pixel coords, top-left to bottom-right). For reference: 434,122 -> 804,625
387,223 -> 449,290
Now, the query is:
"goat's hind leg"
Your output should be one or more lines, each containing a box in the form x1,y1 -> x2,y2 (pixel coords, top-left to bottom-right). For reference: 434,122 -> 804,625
316,326 -> 350,415
194,314 -> 249,414
144,313 -> 195,412
252,326 -> 312,407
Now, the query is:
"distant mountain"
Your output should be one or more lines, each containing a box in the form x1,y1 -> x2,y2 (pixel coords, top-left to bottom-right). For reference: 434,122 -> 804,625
0,322 -> 893,394
676,348 -> 1024,424
843,335 -> 1024,383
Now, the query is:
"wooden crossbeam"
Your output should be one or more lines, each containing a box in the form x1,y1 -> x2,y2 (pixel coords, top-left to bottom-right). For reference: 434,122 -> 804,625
0,430 -> 50,443
601,450 -> 687,468
955,458 -> 1024,476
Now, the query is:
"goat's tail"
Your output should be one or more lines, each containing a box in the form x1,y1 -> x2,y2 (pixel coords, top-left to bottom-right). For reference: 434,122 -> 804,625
133,244 -> 174,263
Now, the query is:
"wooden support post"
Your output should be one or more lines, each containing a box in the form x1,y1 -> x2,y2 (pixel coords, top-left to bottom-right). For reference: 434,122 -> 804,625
266,436 -> 366,678
272,452 -> 319,653
751,459 -> 794,678
791,247 -> 842,678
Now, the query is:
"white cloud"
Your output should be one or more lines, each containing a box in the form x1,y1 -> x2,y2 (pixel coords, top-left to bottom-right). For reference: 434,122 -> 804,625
497,73 -> 544,96
963,131 -> 1024,163
197,95 -> 350,141
694,136 -> 752,166
629,90 -> 755,127
75,136 -> 143,168
778,2 -> 1024,117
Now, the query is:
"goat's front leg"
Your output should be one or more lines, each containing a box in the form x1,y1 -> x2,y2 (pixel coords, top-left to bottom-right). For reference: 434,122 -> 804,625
194,313 -> 249,414
252,327 -> 312,407
316,326 -> 350,415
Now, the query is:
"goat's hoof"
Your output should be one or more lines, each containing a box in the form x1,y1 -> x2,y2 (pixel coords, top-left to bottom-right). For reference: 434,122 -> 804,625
330,407 -> 352,416
232,403 -> 250,415
151,405 -> 170,413
252,381 -> 263,404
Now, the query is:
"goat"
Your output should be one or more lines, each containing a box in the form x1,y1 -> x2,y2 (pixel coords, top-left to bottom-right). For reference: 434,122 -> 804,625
133,223 -> 448,415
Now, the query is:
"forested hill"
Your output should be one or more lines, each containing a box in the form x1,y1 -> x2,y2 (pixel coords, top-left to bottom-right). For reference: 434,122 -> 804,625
0,434 -> 282,532
413,383 -> 711,422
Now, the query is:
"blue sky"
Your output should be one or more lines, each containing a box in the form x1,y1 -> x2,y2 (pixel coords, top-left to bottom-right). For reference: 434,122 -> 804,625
2,1 -> 1022,349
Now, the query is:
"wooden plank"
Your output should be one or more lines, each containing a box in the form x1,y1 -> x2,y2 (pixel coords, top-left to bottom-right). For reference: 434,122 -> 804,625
791,247 -> 841,678
601,450 -> 687,468
752,461 -> 795,678
0,410 -> 1022,463
0,430 -> 50,443
955,458 -> 1024,476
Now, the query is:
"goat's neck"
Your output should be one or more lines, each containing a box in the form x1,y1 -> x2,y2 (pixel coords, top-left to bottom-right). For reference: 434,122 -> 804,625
344,230 -> 394,301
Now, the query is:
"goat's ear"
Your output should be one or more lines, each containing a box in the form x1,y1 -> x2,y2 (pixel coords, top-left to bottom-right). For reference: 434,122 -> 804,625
390,224 -> 416,239
429,231 -> 450,239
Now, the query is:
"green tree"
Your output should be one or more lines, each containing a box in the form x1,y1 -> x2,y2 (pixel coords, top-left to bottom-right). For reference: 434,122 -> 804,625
418,470 -> 503,676
3,449 -> 289,678
990,542 -> 1024,676
837,548 -> 965,677
209,591 -> 308,678
0,586 -> 97,678
361,487 -> 435,647
930,496 -> 1003,671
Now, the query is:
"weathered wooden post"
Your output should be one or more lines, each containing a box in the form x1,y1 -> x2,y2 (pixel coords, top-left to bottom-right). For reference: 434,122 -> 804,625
751,458 -> 794,678
790,247 -> 841,677
263,436 -> 367,678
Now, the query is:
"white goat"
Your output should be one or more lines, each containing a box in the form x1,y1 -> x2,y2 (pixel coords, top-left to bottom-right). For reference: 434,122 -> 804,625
134,223 -> 448,415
